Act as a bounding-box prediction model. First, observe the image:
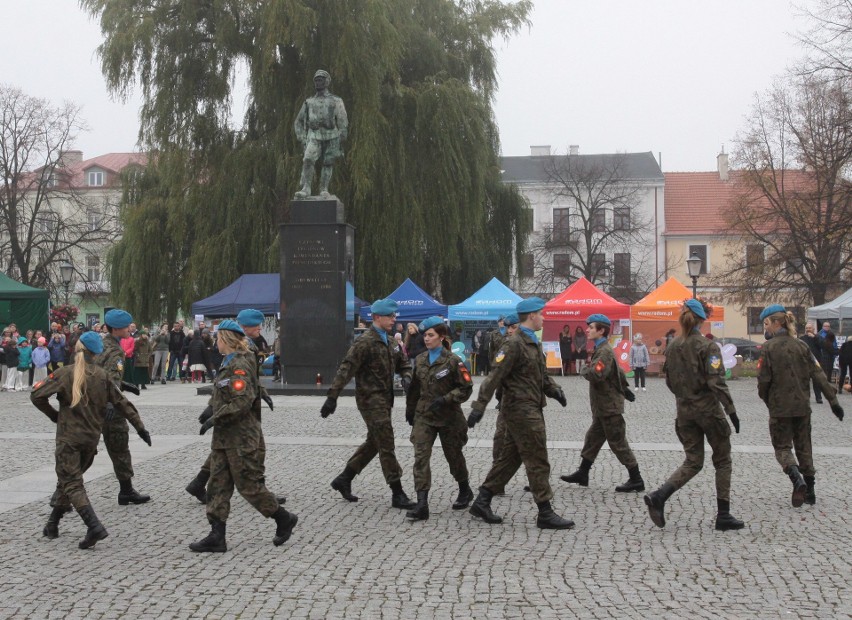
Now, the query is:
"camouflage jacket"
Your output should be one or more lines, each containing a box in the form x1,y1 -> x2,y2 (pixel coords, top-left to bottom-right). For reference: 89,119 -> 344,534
406,347 -> 473,425
209,351 -> 261,450
472,330 -> 561,414
245,337 -> 269,419
327,328 -> 412,410
96,334 -> 125,388
663,331 -> 735,419
30,356 -> 144,448
489,329 -> 506,364
758,330 -> 837,417
582,340 -> 628,417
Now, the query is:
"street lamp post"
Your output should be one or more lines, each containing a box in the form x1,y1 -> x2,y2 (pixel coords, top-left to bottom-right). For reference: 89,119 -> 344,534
60,261 -> 73,305
686,252 -> 703,298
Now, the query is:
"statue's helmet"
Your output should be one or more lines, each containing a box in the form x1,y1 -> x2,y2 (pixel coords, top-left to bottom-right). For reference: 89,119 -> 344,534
314,69 -> 331,82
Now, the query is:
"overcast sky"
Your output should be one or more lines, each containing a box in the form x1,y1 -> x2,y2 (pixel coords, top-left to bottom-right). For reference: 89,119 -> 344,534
1,0 -> 810,172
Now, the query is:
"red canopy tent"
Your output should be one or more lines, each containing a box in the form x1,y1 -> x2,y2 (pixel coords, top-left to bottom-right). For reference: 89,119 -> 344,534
542,277 -> 631,343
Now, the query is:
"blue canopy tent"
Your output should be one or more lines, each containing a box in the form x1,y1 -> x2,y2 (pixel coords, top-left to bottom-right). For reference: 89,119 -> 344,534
360,278 -> 447,323
448,277 -> 523,321
191,274 -> 280,317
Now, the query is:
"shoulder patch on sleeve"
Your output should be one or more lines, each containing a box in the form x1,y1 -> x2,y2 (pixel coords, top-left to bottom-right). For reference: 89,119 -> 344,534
594,360 -> 605,373
232,379 -> 246,392
116,361 -> 124,373
459,362 -> 471,383
495,350 -> 505,364
234,369 -> 247,376
709,355 -> 721,370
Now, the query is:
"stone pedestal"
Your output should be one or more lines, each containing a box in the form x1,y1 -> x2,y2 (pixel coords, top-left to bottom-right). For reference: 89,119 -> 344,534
280,198 -> 355,385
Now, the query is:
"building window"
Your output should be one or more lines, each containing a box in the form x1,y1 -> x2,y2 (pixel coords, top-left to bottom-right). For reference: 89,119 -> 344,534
520,253 -> 534,279
747,307 -> 763,334
552,208 -> 570,245
46,173 -> 58,188
591,209 -> 606,233
746,244 -> 764,271
687,244 -> 708,275
613,206 -> 630,231
86,255 -> 101,282
87,170 -> 104,187
591,252 -> 606,279
87,210 -> 102,231
36,212 -> 57,235
553,253 -> 571,278
613,253 -> 631,287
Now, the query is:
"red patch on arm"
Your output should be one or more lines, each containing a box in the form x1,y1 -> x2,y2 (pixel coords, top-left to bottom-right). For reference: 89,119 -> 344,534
234,369 -> 247,375
595,361 -> 605,373
232,379 -> 246,392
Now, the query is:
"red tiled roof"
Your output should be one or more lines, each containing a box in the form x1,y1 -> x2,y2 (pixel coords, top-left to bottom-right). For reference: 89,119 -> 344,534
66,152 -> 148,187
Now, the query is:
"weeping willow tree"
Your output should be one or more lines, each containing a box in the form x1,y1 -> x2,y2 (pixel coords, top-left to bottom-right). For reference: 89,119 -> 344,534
82,0 -> 532,322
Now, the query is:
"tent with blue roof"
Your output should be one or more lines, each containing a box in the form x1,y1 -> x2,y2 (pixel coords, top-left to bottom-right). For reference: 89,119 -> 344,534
360,278 -> 447,323
448,277 -> 523,322
191,274 -> 280,316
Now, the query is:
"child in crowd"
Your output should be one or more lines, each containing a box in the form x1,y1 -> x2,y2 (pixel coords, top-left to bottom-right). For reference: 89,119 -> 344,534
16,337 -> 33,391
32,337 -> 51,385
3,339 -> 20,391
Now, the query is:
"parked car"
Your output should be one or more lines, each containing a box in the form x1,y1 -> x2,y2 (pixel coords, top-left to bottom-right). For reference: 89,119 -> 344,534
719,337 -> 762,361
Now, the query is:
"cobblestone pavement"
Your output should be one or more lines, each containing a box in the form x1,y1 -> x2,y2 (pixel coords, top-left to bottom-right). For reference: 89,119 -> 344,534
0,376 -> 850,618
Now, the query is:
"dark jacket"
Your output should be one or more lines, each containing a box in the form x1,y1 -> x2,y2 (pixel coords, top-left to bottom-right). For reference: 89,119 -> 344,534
168,329 -> 186,353
663,331 -> 735,419
839,339 -> 852,364
187,336 -> 209,367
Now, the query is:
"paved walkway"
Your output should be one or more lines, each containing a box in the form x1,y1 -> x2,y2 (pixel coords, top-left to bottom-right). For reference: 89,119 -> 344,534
0,377 -> 850,618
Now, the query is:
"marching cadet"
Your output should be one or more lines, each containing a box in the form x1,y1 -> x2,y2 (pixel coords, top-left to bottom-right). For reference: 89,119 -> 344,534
491,312 -> 520,482
97,309 -> 151,505
321,298 -> 416,509
758,304 -> 844,507
561,314 -> 644,492
467,297 -> 574,530
643,299 -> 744,531
190,321 -> 297,553
31,332 -> 152,549
404,316 -> 474,520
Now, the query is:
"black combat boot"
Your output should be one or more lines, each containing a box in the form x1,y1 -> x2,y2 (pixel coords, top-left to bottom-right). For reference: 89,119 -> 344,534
42,507 -> 68,539
118,479 -> 151,505
76,505 -> 109,549
185,470 -> 210,504
786,465 -> 807,507
390,480 -> 416,509
804,475 -> 816,505
469,487 -> 503,524
189,519 -> 227,553
272,507 -> 298,546
615,465 -> 646,492
452,481 -> 474,510
560,458 -> 593,487
331,466 -> 359,502
714,499 -> 745,531
643,482 -> 676,528
536,501 -> 575,530
406,491 -> 429,521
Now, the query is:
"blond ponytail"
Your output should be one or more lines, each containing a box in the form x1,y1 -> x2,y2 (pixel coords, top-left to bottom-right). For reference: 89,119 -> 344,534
71,341 -> 89,408
784,311 -> 798,337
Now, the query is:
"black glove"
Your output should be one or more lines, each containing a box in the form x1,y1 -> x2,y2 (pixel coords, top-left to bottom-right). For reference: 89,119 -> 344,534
406,409 -> 415,426
401,377 -> 411,394
104,402 -> 116,422
624,389 -> 636,402
262,393 -> 274,411
428,396 -> 446,412
120,381 -> 140,396
831,402 -> 845,421
553,389 -> 567,407
137,429 -> 152,446
199,418 -> 214,435
729,412 -> 740,434
198,405 -> 214,425
320,397 -> 337,418
467,409 -> 484,428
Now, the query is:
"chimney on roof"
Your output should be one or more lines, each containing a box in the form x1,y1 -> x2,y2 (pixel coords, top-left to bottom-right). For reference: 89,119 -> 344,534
569,144 -> 579,156
58,150 -> 83,168
530,145 -> 552,156
717,148 -> 729,182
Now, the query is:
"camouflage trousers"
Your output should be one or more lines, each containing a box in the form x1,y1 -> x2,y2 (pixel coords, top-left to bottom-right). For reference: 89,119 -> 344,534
579,413 -> 637,468
482,406 -> 553,504
51,442 -> 97,510
346,408 -> 402,485
492,409 -> 507,463
206,446 -> 279,523
768,415 -> 814,476
410,414 -> 469,492
665,415 -> 732,502
200,431 -> 266,477
102,416 -> 134,481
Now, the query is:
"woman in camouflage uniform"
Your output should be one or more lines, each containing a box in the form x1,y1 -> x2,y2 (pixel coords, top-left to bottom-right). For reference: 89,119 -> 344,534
404,317 -> 474,520
758,305 -> 844,507
30,332 -> 151,549
190,320 -> 297,553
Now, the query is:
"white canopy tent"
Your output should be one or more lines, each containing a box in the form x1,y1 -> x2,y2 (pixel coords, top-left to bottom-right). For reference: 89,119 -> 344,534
807,286 -> 852,331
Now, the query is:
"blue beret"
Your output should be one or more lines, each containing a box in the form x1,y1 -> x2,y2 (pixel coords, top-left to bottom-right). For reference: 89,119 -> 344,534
516,297 -> 546,314
80,331 -> 103,355
370,298 -> 398,316
497,315 -> 505,322
418,316 -> 444,332
104,308 -> 133,328
217,319 -> 245,336
504,313 -> 520,326
236,309 -> 264,327
586,313 -> 611,326
683,298 -> 707,320
760,304 -> 786,321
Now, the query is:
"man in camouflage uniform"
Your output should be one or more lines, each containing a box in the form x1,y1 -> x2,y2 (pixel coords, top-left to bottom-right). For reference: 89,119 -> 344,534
644,298 -> 744,531
321,298 -> 416,509
467,297 -> 574,530
31,331 -> 151,549
97,309 -> 150,505
758,304 -> 844,507
491,313 -> 520,479
561,314 -> 644,492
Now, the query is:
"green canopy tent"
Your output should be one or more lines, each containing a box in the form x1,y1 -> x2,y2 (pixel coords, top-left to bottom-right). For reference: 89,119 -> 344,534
0,272 -> 50,333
